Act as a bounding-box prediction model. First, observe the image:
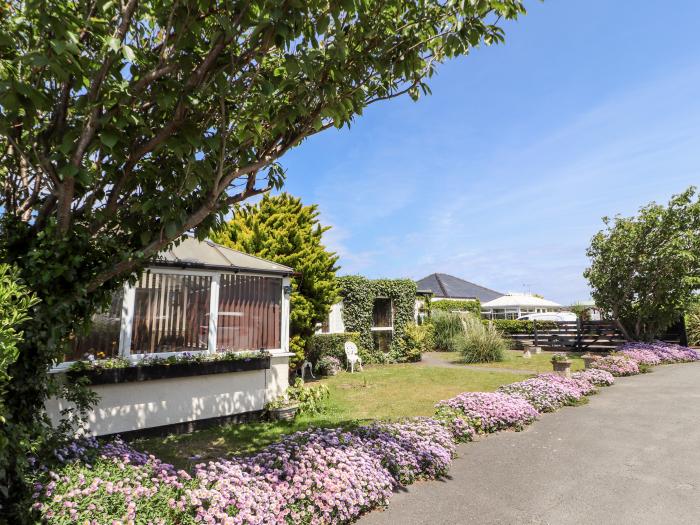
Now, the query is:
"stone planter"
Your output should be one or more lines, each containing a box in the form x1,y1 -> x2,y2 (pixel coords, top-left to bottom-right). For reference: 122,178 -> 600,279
581,354 -> 600,370
531,346 -> 542,354
551,360 -> 572,378
269,404 -> 299,421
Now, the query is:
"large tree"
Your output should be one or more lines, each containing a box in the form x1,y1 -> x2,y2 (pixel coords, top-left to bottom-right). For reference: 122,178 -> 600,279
211,193 -> 339,366
0,0 -> 526,513
584,188 -> 700,341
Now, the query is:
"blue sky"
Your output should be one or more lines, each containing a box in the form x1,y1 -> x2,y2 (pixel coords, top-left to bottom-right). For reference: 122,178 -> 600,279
277,0 -> 700,304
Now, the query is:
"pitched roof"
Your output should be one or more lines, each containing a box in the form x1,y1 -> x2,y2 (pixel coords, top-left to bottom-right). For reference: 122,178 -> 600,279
416,273 -> 503,302
153,237 -> 293,275
481,294 -> 562,308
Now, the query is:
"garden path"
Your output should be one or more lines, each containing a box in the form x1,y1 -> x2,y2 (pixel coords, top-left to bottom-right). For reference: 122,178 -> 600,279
360,361 -> 700,525
420,351 -> 533,375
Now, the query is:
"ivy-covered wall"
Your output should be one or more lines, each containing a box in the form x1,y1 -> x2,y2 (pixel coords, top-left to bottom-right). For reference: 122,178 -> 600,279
337,276 -> 417,363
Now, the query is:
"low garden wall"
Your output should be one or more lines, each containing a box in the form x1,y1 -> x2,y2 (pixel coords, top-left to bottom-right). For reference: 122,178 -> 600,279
44,353 -> 291,437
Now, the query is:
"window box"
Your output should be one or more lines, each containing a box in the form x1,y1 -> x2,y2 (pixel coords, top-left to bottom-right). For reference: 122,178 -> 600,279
66,355 -> 271,385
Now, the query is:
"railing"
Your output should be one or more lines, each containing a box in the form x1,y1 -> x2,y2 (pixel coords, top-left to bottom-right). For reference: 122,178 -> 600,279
504,319 -> 687,353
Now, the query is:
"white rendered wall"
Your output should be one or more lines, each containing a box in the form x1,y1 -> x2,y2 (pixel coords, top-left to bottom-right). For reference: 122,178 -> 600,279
45,354 -> 291,436
327,302 -> 345,333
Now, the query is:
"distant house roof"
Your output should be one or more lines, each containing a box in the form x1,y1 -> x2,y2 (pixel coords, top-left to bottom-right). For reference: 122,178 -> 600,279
481,294 -> 562,309
153,237 -> 293,275
416,273 -> 503,302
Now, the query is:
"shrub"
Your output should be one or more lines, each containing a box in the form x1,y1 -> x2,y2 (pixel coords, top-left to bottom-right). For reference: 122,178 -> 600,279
591,355 -> 640,376
618,348 -> 662,366
619,341 -> 700,364
317,355 -> 342,376
572,369 -> 615,386
306,332 -> 363,365
431,299 -> 481,317
399,322 -> 434,362
435,392 -> 538,433
498,375 -> 587,412
431,311 -> 464,351
357,418 -> 455,485
687,302 -> 700,346
455,315 -> 507,363
485,319 -> 558,335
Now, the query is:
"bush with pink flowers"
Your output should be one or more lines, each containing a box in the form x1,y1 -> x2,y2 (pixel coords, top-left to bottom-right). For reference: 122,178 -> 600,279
572,368 -> 615,387
619,341 -> 700,364
497,375 -> 588,412
618,347 -> 662,366
435,391 -> 539,433
591,354 -> 640,376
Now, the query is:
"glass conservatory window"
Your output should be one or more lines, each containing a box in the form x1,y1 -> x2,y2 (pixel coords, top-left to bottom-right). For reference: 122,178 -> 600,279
131,273 -> 211,354
217,274 -> 282,351
66,289 -> 124,361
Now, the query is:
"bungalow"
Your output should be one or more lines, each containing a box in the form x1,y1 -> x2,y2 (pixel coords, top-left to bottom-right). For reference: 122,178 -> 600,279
46,237 -> 294,437
481,293 -> 564,320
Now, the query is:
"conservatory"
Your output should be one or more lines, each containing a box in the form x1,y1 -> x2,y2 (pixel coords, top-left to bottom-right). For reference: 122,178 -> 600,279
46,237 -> 294,437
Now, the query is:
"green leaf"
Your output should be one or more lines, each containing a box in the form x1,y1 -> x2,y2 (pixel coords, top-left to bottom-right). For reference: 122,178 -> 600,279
99,131 -> 119,149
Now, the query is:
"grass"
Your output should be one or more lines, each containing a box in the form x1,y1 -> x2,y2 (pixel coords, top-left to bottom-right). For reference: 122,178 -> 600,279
430,349 -> 585,373
131,363 -> 528,468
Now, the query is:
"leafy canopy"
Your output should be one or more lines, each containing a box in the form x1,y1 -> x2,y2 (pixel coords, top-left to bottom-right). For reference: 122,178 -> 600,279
584,188 -> 700,341
210,193 -> 339,365
0,0 -> 526,513
1,0 -> 525,289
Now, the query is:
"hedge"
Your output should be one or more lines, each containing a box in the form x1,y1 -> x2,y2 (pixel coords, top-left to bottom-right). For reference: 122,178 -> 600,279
484,319 -> 558,335
431,299 -> 481,318
306,332 -> 365,366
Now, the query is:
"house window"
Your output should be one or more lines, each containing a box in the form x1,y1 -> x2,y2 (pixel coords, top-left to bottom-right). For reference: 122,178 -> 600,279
372,298 -> 393,328
131,273 -> 211,354
373,330 -> 393,353
217,274 -> 281,351
66,289 -> 124,361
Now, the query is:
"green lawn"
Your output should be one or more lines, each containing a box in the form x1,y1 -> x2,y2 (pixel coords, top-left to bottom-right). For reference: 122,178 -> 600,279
431,349 -> 585,373
132,363 -> 528,468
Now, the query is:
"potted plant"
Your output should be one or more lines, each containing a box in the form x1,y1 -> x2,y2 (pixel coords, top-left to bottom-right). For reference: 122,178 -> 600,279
581,353 -> 600,369
550,352 -> 573,378
266,393 -> 299,421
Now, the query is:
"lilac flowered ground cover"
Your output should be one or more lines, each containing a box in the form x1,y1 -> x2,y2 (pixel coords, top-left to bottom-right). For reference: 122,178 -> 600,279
619,341 -> 700,364
591,355 -> 640,376
496,374 -> 587,412
435,392 -> 539,433
572,368 -> 615,387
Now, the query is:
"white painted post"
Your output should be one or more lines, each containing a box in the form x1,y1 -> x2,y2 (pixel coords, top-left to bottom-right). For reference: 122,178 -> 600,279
281,276 -> 291,353
119,282 -> 136,358
208,274 -> 220,354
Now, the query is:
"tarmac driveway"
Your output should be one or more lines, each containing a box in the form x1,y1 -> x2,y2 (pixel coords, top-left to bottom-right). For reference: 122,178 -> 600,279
360,362 -> 700,525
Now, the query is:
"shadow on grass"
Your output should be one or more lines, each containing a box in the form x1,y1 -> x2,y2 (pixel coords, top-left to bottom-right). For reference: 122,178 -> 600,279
129,416 -> 371,470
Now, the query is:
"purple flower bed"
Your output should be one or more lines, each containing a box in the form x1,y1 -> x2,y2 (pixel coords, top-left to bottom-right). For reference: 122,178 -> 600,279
618,347 -> 662,366
31,420 -> 458,524
620,341 -> 700,364
497,374 -> 588,412
435,392 -> 539,433
572,369 -> 615,387
591,354 -> 640,376
356,418 -> 456,485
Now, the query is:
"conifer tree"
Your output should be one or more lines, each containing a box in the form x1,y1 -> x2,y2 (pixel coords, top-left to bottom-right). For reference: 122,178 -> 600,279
211,194 -> 339,364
